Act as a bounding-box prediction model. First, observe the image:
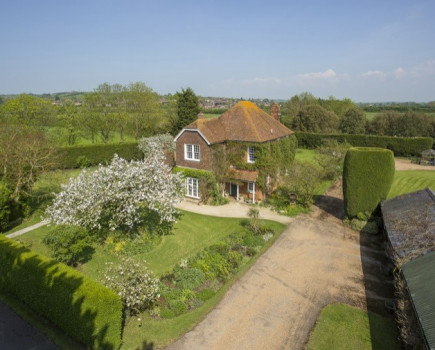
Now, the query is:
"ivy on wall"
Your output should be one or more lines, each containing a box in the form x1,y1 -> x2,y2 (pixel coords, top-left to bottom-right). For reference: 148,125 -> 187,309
224,135 -> 297,191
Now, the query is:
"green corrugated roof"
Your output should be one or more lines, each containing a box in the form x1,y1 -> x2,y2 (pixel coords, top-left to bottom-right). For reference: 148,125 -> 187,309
403,251 -> 435,349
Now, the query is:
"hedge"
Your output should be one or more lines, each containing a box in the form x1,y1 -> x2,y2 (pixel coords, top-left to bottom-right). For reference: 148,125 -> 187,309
56,142 -> 142,169
343,147 -> 395,218
0,235 -> 123,349
295,132 -> 433,157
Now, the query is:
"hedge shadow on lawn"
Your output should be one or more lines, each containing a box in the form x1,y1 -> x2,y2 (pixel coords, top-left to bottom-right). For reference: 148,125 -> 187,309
359,218 -> 398,349
0,238 -> 121,349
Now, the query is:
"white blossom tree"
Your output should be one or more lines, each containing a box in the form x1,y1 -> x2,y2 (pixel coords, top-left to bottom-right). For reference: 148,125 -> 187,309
45,143 -> 183,232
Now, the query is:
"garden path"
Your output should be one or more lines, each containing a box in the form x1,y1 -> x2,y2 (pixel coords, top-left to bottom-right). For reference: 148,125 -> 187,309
6,220 -> 48,239
176,200 -> 293,225
168,181 -> 391,350
395,158 -> 435,171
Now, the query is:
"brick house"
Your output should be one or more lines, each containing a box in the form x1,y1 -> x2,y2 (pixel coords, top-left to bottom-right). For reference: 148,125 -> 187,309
174,101 -> 294,203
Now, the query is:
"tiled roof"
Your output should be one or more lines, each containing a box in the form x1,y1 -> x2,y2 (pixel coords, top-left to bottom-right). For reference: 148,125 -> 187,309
184,101 -> 293,144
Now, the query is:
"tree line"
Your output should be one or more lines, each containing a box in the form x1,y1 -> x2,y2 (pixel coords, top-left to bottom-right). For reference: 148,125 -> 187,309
280,92 -> 435,139
0,83 -> 199,146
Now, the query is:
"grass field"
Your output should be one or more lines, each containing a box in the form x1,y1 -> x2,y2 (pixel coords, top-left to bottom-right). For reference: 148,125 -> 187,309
388,170 -> 435,199
306,303 -> 399,350
364,112 -> 378,121
203,113 -> 220,119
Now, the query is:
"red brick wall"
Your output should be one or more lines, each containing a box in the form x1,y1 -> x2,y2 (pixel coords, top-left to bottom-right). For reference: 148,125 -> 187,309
175,131 -> 212,170
225,182 -> 265,203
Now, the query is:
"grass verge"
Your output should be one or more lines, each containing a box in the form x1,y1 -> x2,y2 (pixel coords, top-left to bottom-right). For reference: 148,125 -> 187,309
307,303 -> 399,350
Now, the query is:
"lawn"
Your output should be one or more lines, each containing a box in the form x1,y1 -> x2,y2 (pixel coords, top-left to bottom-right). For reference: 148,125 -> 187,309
295,148 -> 317,164
307,303 -> 399,350
388,170 -> 435,199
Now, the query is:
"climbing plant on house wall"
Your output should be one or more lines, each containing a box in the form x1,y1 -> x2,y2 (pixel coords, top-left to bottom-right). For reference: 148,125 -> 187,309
222,135 -> 297,191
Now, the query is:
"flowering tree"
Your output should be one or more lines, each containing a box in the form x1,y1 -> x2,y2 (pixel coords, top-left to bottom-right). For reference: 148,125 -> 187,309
46,144 -> 183,232
138,133 -> 175,159
103,257 -> 160,315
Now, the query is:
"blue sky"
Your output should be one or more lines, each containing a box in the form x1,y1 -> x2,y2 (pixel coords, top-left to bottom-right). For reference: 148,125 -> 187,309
1,0 -> 434,101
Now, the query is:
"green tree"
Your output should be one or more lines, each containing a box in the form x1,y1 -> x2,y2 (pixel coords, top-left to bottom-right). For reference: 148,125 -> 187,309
319,96 -> 356,118
281,92 -> 318,128
282,160 -> 323,207
125,82 -> 163,140
339,107 -> 366,134
173,87 -> 200,135
0,94 -> 53,129
366,111 -> 401,136
291,104 -> 339,133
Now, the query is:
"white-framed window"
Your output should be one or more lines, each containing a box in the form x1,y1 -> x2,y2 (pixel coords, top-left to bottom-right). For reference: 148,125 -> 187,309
248,182 -> 255,193
186,177 -> 199,198
247,146 -> 255,163
185,144 -> 200,161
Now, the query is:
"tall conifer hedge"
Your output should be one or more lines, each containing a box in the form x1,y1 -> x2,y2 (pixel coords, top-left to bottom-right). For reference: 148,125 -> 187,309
343,147 -> 395,218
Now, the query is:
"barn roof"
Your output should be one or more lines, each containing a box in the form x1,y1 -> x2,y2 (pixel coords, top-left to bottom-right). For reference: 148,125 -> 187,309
178,101 -> 294,145
381,188 -> 435,260
402,251 -> 435,349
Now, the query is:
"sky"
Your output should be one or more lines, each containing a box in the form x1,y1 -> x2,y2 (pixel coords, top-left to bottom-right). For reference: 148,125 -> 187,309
1,0 -> 435,102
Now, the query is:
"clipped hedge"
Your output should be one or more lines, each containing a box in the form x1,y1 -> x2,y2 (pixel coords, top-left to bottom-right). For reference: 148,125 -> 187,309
295,132 -> 433,157
343,147 -> 395,218
56,142 -> 142,169
0,235 -> 123,349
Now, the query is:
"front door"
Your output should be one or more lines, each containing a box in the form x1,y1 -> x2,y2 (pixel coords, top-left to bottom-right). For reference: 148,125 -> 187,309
230,183 -> 238,198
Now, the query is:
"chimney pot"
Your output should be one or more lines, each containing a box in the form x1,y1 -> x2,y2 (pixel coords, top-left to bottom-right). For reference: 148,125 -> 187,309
197,111 -> 204,119
270,103 -> 281,122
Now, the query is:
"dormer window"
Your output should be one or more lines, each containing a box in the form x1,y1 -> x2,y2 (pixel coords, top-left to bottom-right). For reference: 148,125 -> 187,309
248,146 -> 255,163
185,144 -> 200,161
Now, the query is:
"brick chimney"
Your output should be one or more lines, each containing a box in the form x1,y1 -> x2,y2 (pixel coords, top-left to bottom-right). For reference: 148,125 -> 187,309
270,103 -> 281,122
197,111 -> 204,119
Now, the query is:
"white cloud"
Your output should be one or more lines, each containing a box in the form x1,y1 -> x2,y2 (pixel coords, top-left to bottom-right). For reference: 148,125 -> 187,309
298,68 -> 337,80
393,67 -> 406,79
361,70 -> 387,79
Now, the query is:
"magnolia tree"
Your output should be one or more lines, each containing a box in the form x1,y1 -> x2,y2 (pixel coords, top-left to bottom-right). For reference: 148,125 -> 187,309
46,141 -> 183,232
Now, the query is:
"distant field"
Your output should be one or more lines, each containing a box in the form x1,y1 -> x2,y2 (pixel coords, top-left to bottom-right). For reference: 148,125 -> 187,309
364,112 -> 378,121
388,170 -> 435,199
46,127 -> 137,146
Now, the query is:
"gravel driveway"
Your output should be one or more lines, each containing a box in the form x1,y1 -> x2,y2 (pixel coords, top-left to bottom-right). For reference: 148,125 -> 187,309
168,181 -> 392,350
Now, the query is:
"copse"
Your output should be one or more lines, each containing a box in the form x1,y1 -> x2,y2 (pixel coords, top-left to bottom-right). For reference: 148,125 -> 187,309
343,147 -> 395,218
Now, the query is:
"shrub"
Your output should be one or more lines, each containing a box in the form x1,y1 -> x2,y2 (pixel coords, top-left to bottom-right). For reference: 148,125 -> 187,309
103,257 -> 160,315
0,182 -> 12,231
174,267 -> 206,290
248,207 -> 261,234
168,299 -> 187,316
295,132 -> 433,156
343,147 -> 395,218
0,235 -> 122,349
75,155 -> 91,168
42,224 -> 93,266
282,160 -> 323,207
197,289 -> 215,302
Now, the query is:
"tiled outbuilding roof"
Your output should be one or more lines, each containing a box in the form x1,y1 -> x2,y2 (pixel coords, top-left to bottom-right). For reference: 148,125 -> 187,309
182,101 -> 293,144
